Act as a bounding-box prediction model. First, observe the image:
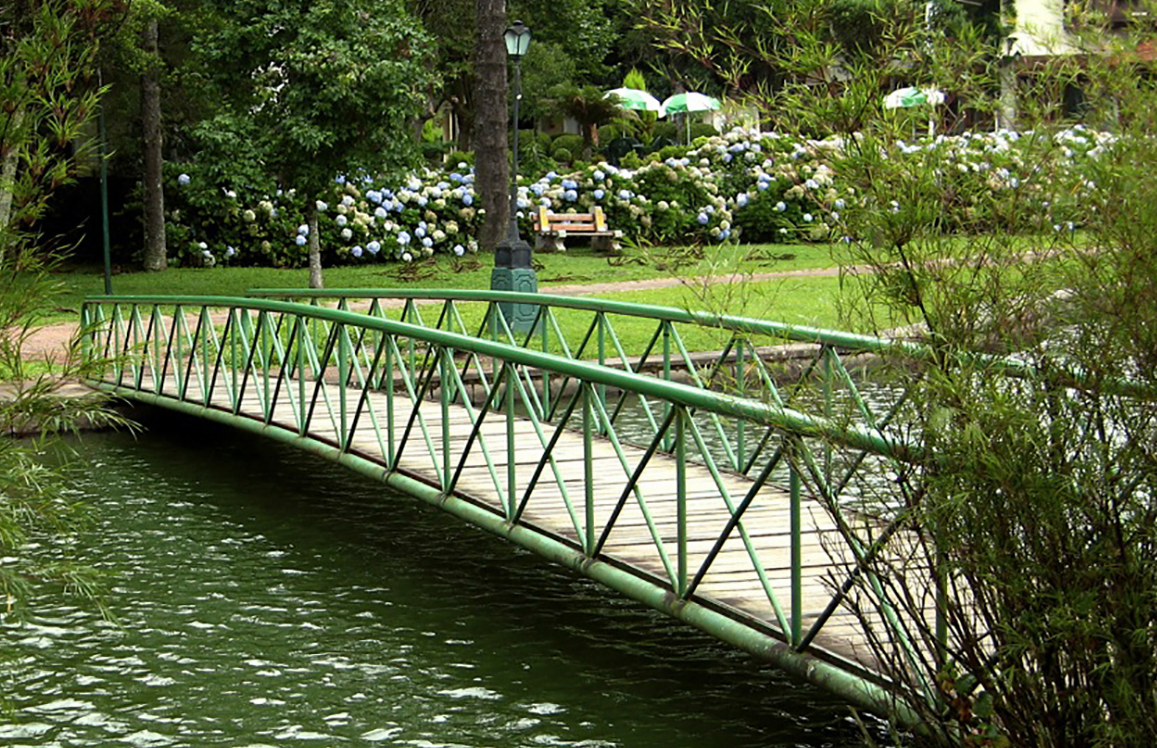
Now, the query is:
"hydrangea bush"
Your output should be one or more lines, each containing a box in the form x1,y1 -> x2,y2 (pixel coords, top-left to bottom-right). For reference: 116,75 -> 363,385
162,125 -> 1112,267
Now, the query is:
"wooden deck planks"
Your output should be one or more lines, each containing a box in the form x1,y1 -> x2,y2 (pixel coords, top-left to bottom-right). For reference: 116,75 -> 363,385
127,369 -> 882,669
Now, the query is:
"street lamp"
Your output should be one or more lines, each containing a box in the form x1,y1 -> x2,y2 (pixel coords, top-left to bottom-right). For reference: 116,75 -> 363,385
490,19 -> 538,335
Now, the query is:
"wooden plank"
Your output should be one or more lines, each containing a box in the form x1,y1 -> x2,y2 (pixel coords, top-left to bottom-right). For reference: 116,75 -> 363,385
137,370 -> 912,676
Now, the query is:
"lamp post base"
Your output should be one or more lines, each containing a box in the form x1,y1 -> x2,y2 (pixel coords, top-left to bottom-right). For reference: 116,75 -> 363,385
489,266 -> 539,335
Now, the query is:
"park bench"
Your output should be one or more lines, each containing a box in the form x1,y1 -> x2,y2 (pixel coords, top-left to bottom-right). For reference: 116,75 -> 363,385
534,206 -> 622,253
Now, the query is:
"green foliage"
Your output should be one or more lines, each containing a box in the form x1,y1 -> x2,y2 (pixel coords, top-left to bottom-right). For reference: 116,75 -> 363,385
552,134 -> 585,157
597,123 -> 623,145
193,0 -> 432,200
623,67 -> 648,91
652,121 -> 680,141
0,0 -> 134,622
551,147 -> 574,164
445,151 -> 475,168
657,144 -> 691,161
689,122 -> 719,140
546,84 -> 623,153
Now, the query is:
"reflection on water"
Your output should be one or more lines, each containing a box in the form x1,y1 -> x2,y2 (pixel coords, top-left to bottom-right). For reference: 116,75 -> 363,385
1,408 -> 879,747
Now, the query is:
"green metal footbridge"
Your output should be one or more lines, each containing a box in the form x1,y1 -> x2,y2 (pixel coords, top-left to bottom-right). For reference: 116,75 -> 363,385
80,289 -> 934,717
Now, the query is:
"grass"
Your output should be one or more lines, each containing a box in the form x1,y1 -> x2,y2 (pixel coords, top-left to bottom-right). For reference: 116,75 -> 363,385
53,243 -> 835,308
48,242 -> 866,357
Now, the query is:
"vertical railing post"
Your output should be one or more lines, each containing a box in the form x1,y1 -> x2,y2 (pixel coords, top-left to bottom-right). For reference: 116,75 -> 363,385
338,323 -> 349,450
582,382 -> 595,555
736,338 -> 747,472
823,346 -> 833,487
540,314 -> 551,421
297,315 -> 307,435
505,361 -> 517,519
440,346 -> 451,491
261,311 -> 272,420
662,321 -> 672,451
200,307 -> 212,406
597,313 -> 607,434
676,407 -> 688,597
386,333 -> 396,468
790,442 -> 803,647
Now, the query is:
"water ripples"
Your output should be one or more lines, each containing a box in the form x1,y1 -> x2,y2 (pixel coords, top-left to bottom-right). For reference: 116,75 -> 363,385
1,412 -> 875,746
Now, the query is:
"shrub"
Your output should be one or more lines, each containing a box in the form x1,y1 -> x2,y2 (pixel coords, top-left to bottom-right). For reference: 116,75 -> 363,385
653,121 -> 679,141
551,147 -> 573,164
690,122 -> 719,140
444,150 -> 474,167
552,133 -> 584,157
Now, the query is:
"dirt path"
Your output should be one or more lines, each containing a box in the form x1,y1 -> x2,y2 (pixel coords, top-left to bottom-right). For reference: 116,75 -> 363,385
20,266 -> 856,362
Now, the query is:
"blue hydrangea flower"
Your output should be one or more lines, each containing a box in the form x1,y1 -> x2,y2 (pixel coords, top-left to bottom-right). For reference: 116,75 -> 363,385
397,231 -> 411,245
336,215 -> 348,227
453,244 -> 465,256
803,213 -> 813,223
736,193 -> 749,208
805,179 -> 819,190
564,189 -> 577,202
297,224 -> 309,235
351,245 -> 363,257
461,193 -> 474,206
593,170 -> 605,181
697,212 -> 709,225
593,189 -> 605,200
422,237 -> 433,248
295,235 -> 307,246
225,246 -> 236,258
178,173 -> 191,186
367,241 -> 381,254
775,201 -> 787,212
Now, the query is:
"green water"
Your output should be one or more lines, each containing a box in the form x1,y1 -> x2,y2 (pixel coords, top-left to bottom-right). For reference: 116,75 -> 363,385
2,410 -> 877,747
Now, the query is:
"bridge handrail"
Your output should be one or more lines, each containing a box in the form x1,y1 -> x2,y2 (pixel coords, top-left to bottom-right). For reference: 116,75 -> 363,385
245,288 -> 1157,398
81,294 -> 914,461
247,287 -> 906,354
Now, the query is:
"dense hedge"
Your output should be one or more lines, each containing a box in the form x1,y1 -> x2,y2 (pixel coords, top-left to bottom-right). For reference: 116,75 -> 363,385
163,125 -> 1107,268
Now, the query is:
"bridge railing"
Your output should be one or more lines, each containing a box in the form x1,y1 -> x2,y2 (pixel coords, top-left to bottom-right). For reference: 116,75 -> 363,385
80,292 -> 933,711
247,289 -> 922,490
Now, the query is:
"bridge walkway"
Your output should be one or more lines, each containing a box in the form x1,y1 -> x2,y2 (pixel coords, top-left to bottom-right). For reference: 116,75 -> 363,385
134,368 -> 878,669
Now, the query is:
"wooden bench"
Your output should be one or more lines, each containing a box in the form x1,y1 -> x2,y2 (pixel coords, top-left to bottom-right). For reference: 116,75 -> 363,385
534,206 -> 622,253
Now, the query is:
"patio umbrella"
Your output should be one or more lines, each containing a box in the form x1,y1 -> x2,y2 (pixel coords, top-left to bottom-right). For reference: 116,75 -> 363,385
659,92 -> 722,118
605,87 -> 662,112
883,86 -> 946,109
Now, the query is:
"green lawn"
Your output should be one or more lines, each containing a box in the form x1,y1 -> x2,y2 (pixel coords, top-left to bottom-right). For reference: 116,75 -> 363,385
53,243 -> 864,357
56,243 -> 836,307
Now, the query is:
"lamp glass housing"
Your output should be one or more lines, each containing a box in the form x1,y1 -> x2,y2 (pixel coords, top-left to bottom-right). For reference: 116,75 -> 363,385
503,21 -> 531,58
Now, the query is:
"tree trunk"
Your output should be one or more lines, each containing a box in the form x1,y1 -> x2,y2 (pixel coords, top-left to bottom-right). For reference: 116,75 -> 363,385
307,203 -> 324,289
141,18 -> 167,271
0,107 -> 24,237
473,0 -> 509,253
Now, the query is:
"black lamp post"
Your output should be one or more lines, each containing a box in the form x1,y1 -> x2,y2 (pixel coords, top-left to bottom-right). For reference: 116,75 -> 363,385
490,20 -> 538,334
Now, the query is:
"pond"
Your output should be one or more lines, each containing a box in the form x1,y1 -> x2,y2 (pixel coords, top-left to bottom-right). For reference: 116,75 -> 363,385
2,408 -> 881,746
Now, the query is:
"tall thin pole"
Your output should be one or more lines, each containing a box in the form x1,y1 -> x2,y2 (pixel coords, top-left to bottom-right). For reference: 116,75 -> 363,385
99,70 -> 113,295
508,56 -> 522,241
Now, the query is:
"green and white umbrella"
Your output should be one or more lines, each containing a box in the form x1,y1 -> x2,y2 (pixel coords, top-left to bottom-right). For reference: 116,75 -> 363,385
883,86 -> 946,109
659,92 -> 721,118
605,87 -> 662,112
